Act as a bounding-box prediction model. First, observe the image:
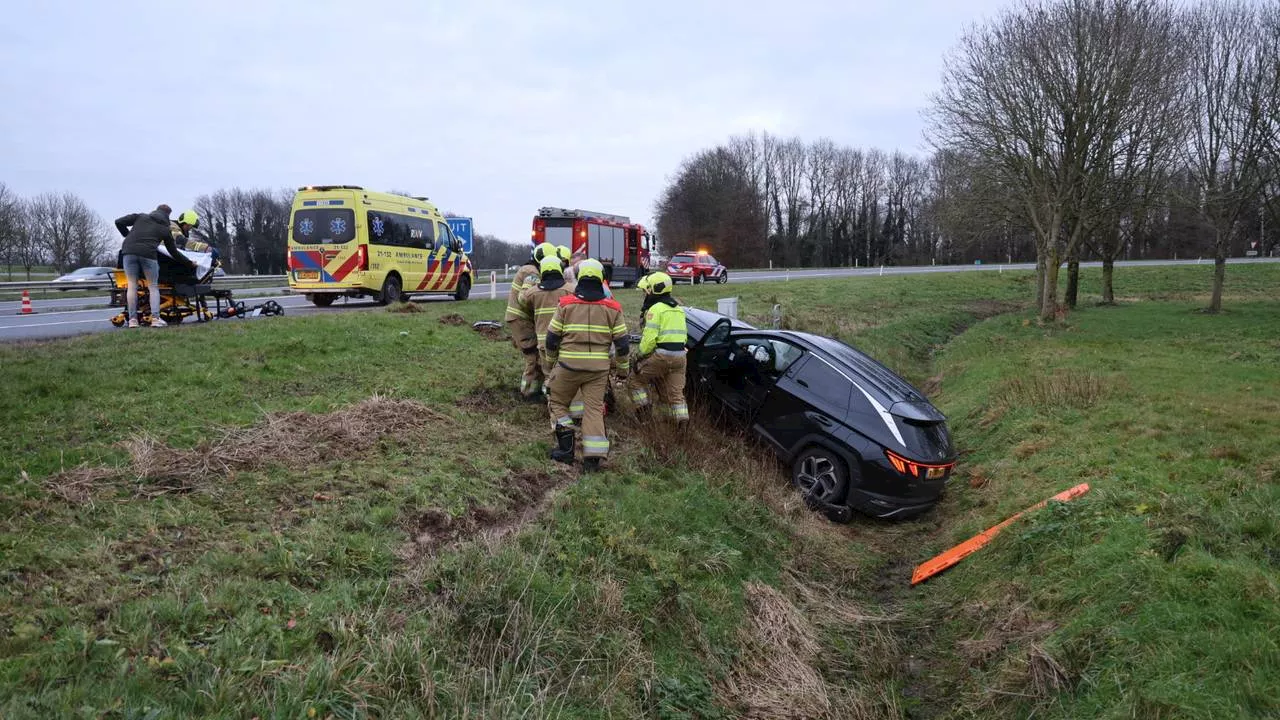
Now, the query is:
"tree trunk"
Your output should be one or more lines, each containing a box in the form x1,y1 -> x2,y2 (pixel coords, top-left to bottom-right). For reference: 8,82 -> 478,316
1208,227 -> 1227,313
1101,257 -> 1115,305
1065,253 -> 1080,310
1040,256 -> 1061,322
1035,252 -> 1047,315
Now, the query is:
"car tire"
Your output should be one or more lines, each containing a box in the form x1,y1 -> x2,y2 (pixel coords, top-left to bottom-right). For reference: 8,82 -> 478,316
792,447 -> 853,523
717,271 -> 728,284
311,294 -> 335,308
377,274 -> 402,305
453,275 -> 471,301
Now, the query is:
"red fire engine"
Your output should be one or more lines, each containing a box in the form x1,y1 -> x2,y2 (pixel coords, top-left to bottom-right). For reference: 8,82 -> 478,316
531,207 -> 654,287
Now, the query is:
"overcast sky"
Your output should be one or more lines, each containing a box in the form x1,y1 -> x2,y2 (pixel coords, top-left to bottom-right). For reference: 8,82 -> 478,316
1,0 -> 1007,246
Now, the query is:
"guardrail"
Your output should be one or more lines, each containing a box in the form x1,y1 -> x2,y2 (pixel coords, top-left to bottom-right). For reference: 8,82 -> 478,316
0,275 -> 290,301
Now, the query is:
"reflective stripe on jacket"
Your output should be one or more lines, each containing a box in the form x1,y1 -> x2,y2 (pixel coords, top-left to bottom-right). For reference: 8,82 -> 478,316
504,264 -> 540,321
639,302 -> 687,356
545,296 -> 630,372
520,283 -> 573,348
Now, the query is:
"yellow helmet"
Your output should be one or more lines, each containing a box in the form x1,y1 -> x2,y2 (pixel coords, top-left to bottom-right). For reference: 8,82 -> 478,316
576,258 -> 605,282
646,271 -> 674,294
177,209 -> 199,228
533,242 -> 556,262
556,245 -> 572,263
539,256 -> 563,275
636,274 -> 653,292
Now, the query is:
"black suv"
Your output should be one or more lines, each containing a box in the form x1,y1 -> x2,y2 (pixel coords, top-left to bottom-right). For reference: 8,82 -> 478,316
681,307 -> 957,520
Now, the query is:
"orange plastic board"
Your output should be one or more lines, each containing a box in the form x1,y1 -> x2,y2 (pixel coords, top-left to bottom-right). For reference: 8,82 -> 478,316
910,483 -> 1090,586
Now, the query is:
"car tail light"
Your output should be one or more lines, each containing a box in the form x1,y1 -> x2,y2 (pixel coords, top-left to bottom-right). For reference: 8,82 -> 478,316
357,245 -> 369,271
885,450 -> 954,480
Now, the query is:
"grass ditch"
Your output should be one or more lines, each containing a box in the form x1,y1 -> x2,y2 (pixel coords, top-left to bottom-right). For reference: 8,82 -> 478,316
1,263 -> 1278,717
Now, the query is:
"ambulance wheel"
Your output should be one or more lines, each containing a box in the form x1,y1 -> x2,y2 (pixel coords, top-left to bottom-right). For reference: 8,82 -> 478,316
454,275 -> 471,301
377,274 -> 403,305
717,271 -> 728,284
311,294 -> 335,307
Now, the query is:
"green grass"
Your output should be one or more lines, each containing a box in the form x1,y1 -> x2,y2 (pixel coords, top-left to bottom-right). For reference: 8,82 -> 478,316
1,263 -> 1278,718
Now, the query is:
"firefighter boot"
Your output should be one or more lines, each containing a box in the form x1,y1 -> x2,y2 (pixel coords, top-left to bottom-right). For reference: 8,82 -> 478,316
582,457 -> 602,473
549,428 -> 576,465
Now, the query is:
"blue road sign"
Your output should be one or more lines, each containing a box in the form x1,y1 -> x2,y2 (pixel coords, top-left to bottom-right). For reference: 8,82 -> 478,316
446,217 -> 474,255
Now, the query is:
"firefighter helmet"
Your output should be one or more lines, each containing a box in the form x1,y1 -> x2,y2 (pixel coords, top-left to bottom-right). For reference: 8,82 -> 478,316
533,242 -> 556,263
539,256 -> 563,275
646,271 -> 674,295
637,274 -> 653,292
556,245 -> 571,263
576,258 -> 605,282
177,209 -> 199,229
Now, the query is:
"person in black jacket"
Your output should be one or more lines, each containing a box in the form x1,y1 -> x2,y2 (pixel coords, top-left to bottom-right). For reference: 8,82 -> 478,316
114,204 -> 193,328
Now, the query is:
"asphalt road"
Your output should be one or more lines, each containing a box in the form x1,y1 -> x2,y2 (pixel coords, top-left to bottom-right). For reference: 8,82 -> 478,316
1,258 -> 1274,343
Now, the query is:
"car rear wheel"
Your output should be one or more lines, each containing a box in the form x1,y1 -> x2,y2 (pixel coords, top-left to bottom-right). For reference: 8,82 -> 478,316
377,274 -> 402,305
310,294 -> 335,307
717,271 -> 728,284
792,447 -> 853,522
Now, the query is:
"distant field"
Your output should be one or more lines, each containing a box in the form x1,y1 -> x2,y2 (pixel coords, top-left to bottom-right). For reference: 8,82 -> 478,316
1,264 -> 1277,718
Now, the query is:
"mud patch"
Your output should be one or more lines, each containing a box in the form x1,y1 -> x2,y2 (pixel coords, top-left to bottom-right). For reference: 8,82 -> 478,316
402,469 -> 569,555
457,386 -> 519,413
475,324 -> 506,341
44,396 -> 448,501
387,302 -> 424,314
438,313 -> 466,325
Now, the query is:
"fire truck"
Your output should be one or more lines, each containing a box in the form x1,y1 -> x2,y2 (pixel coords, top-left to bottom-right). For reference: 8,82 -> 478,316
531,207 -> 654,287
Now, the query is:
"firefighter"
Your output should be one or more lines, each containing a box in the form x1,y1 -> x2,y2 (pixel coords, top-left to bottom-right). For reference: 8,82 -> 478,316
628,271 -> 689,424
544,259 -> 630,472
505,242 -> 556,400
520,255 -> 576,389
171,210 -> 211,252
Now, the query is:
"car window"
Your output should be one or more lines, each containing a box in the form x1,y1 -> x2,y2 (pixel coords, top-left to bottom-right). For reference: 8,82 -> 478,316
671,254 -> 695,264
795,356 -> 852,411
708,256 -> 719,266
735,337 -> 804,375
702,319 -> 732,347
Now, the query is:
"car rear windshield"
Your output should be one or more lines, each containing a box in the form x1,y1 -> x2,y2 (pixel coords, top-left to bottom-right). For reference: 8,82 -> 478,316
670,254 -> 696,263
292,209 -> 356,245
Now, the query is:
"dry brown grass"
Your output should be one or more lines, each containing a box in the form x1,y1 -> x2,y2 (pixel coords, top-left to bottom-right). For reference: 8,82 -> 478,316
437,312 -> 466,324
387,301 -> 424,313
44,395 -> 447,501
994,370 -> 1113,410
720,581 -> 831,719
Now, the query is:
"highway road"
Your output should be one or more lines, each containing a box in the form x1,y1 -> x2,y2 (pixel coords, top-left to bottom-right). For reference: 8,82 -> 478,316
1,258 -> 1274,343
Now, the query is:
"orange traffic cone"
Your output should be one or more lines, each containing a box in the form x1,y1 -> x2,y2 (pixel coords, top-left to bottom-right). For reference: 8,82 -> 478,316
17,289 -> 36,315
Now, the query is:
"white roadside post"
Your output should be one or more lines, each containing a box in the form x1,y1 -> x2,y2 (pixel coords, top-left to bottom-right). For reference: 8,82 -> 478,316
490,271 -> 497,299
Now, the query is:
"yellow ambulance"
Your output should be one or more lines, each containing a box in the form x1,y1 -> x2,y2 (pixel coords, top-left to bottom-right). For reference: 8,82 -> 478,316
286,186 -> 473,306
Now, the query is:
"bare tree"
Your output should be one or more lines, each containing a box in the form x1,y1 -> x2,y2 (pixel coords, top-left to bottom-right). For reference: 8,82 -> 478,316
0,182 -> 24,280
929,0 -> 1189,320
1184,0 -> 1280,312
25,192 -> 109,272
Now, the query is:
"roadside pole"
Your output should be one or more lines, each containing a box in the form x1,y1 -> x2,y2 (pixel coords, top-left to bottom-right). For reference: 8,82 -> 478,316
490,271 -> 496,299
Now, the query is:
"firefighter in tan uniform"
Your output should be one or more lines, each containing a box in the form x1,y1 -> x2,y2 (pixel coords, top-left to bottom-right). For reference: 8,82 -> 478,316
505,242 -> 556,399
544,259 -> 630,472
519,256 -> 576,387
627,272 -> 689,423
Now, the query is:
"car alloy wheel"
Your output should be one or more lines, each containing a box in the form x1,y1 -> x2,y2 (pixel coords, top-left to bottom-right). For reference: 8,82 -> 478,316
792,447 -> 849,506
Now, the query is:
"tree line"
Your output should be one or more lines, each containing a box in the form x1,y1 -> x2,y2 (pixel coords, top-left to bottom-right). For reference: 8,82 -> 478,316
654,0 -> 1279,318
0,181 -> 531,280
0,183 -> 113,279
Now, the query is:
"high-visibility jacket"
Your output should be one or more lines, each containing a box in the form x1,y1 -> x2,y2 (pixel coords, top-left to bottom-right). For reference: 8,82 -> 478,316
504,263 -> 540,322
639,301 -> 688,357
520,281 -> 574,348
545,296 -> 630,372
171,222 -> 211,253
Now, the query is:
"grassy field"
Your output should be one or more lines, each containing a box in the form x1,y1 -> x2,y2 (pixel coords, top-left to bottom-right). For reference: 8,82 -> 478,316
1,264 -> 1278,718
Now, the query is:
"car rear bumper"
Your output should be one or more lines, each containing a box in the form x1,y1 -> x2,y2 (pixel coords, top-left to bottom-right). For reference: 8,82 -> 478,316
846,487 -> 939,519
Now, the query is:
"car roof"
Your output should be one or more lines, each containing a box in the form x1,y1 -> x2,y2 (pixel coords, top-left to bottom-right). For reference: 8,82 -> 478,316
770,330 -> 928,403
